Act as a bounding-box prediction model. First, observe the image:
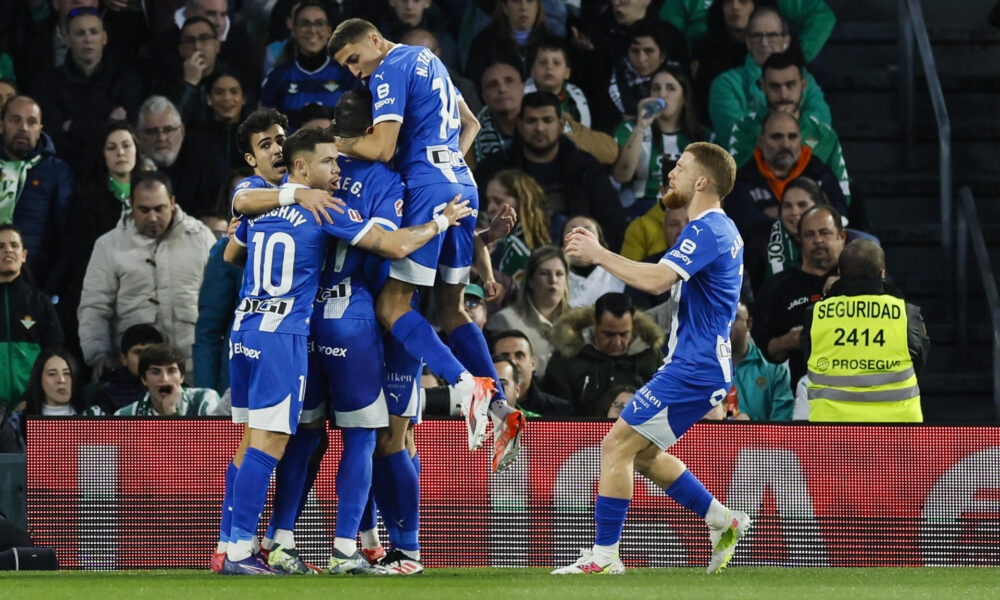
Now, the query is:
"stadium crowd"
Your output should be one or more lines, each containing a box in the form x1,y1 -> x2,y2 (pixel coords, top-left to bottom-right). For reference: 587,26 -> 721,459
0,0 -> 929,451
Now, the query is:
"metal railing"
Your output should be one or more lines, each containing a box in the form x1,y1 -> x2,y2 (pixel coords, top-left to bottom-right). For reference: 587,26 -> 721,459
898,0 -> 953,314
956,187 -> 1000,420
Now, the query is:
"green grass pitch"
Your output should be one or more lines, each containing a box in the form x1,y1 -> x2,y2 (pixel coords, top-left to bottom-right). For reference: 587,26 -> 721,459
2,568 -> 999,600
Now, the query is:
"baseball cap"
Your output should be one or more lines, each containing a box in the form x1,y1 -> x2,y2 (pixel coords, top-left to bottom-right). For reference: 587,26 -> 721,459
465,284 -> 485,300
331,89 -> 373,138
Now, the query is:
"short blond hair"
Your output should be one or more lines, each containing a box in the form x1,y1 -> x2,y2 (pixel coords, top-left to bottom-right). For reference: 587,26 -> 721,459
327,18 -> 380,57
685,142 -> 737,199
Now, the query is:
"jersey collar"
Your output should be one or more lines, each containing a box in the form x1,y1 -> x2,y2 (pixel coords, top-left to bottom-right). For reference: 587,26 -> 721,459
691,207 -> 725,221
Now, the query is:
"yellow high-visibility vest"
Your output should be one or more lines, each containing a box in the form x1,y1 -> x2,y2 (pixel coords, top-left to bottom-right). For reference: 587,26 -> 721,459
807,294 -> 922,422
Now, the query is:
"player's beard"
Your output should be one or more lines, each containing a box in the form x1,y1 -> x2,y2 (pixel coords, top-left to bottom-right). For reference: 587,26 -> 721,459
662,186 -> 691,209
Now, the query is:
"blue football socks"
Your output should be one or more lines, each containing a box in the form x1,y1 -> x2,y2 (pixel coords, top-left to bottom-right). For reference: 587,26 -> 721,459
390,310 -> 466,385
264,427 -> 323,538
219,460 -> 238,543
372,455 -> 399,547
664,470 -> 714,518
386,449 -> 420,551
334,428 -> 377,540
229,448 -> 279,546
594,495 -> 631,547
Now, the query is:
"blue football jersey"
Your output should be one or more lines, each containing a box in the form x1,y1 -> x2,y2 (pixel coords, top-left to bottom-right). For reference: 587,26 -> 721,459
658,208 -> 745,382
369,44 -> 474,188
231,183 -> 378,335
230,174 -> 277,217
260,57 -> 360,127
315,155 -> 405,321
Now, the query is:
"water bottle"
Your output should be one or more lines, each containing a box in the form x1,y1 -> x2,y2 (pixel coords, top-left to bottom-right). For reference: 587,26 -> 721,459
640,97 -> 666,119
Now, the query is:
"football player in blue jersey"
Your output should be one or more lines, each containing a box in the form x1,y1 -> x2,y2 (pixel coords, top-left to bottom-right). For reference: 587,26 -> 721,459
328,19 -> 526,473
552,143 -> 752,575
220,127 -> 471,576
212,108 -> 346,574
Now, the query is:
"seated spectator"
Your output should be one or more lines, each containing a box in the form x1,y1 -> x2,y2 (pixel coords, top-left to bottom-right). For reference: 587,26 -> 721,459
729,298 -> 793,420
19,348 -> 86,416
744,176 -> 878,293
726,111 -> 847,236
0,224 -> 63,411
608,26 -> 681,123
78,170 -> 216,382
543,292 -> 664,416
524,38 -> 592,128
466,0 -> 550,91
296,103 -> 335,131
91,323 -> 164,415
562,216 -> 626,307
612,63 -> 712,217
7,0 -> 100,90
492,356 -> 540,417
727,50 -> 848,190
261,1 -> 359,128
136,95 -> 223,217
380,0 -> 458,69
144,0 -> 259,95
31,7 -> 141,174
663,0 -> 834,63
472,62 -> 524,166
184,70 -> 248,175
486,245 -> 570,377
708,6 -> 831,138
752,204 -> 844,389
476,92 -> 625,249
802,240 -> 929,423
601,383 -> 639,420
400,28 -> 482,115
464,284 -> 489,330
1,96 -> 74,295
622,194 -> 689,264
0,79 -> 17,108
492,329 -> 572,416
692,0 -> 776,119
484,169 -> 552,283
115,344 -> 219,416
65,121 -> 150,353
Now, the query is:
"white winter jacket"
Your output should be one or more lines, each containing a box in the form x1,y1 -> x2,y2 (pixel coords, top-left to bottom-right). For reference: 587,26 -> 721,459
78,205 -> 217,365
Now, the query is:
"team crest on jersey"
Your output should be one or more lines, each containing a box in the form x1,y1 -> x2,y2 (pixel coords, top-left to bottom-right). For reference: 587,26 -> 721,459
394,199 -> 404,217
237,180 -> 251,189
348,208 -> 363,223
288,83 -> 298,94
324,80 -> 340,93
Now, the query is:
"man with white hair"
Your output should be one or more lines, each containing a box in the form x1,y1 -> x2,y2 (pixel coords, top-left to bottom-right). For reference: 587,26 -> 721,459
136,95 -> 226,216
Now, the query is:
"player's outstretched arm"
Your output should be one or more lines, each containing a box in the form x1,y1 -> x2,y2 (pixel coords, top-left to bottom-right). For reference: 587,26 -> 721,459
564,227 -> 678,295
355,194 -> 472,259
232,188 -> 345,224
339,121 -> 403,163
457,98 -> 480,157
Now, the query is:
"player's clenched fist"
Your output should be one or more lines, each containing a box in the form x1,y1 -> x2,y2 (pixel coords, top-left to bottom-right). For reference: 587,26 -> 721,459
563,226 -> 603,265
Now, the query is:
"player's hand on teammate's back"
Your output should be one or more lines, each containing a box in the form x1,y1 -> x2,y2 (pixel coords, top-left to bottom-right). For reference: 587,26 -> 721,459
486,204 -> 518,244
442,194 -> 473,226
564,226 -> 604,265
296,188 -> 346,224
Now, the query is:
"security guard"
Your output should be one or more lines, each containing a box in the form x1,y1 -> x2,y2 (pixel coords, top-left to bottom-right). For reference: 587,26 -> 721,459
801,239 -> 930,422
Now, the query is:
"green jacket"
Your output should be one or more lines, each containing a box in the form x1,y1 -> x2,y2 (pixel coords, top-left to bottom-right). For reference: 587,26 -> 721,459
0,276 -> 63,411
659,0 -> 836,61
726,112 -> 849,199
734,340 -> 794,421
114,387 -> 219,416
709,55 -> 831,140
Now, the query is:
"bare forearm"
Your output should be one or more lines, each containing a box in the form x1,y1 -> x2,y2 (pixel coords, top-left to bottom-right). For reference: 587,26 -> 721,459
458,100 -> 480,157
223,239 -> 246,265
473,233 -> 495,281
611,127 -> 644,183
767,338 -> 791,362
233,189 -> 280,215
365,221 -> 440,259
594,247 -> 677,295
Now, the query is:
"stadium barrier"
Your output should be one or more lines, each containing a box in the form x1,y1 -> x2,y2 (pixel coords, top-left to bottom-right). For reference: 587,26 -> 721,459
25,418 -> 1000,570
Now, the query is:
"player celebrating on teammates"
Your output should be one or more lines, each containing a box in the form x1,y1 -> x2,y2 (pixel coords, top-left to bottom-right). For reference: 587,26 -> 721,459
552,143 -> 752,576
212,108 -> 345,574
328,19 -> 526,472
221,127 -> 470,575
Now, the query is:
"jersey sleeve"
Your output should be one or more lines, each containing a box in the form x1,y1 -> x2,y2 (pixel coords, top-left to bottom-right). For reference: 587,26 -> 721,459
230,176 -> 268,217
659,220 -> 723,281
370,63 -> 407,125
233,218 -> 248,247
322,214 -> 377,247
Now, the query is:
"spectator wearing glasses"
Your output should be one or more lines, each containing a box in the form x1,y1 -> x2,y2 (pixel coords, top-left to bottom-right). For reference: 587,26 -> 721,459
708,6 -> 830,138
260,0 -> 359,129
31,7 -> 142,174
